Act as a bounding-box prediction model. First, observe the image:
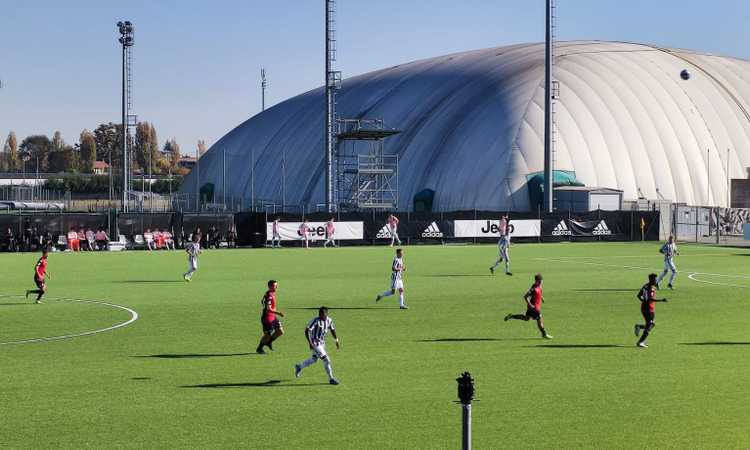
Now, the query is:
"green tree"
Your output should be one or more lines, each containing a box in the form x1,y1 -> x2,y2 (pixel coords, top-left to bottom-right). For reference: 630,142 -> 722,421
134,122 -> 151,171
4,131 -> 19,171
93,122 -> 123,171
168,138 -> 181,172
47,131 -> 78,173
148,124 -> 161,174
79,130 -> 96,173
19,135 -> 52,173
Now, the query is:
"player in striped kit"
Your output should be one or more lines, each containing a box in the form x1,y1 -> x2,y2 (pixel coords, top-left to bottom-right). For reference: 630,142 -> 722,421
271,218 -> 282,248
656,235 -> 679,289
294,306 -> 340,385
490,215 -> 512,276
323,217 -> 337,248
375,248 -> 408,309
183,234 -> 201,281
387,214 -> 402,246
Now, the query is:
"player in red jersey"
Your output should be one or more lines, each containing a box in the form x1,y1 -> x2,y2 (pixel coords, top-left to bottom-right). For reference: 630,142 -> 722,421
256,280 -> 285,354
26,248 -> 51,304
504,273 -> 552,339
634,273 -> 668,348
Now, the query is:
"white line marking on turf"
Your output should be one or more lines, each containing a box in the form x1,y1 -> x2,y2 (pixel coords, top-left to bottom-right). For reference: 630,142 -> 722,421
535,257 -> 750,288
0,296 -> 139,346
687,273 -> 750,289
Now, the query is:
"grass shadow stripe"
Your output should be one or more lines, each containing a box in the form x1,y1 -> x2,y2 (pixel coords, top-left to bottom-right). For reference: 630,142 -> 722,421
181,379 -> 330,388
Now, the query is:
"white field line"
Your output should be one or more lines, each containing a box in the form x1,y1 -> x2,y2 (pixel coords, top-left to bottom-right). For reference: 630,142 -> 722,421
535,257 -> 750,290
0,296 -> 139,345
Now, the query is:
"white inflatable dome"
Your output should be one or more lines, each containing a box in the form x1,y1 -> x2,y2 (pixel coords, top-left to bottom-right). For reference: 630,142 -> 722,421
184,41 -> 750,211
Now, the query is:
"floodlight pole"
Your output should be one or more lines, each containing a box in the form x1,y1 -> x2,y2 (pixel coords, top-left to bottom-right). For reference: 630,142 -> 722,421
261,68 -> 267,112
117,21 -> 134,213
543,0 -> 554,213
324,0 -> 338,213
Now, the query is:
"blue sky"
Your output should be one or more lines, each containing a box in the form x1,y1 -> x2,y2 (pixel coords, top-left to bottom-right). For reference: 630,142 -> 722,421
0,0 -> 748,155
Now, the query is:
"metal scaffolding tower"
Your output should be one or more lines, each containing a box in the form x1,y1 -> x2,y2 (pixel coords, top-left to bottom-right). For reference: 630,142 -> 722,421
335,119 -> 400,210
325,0 -> 342,213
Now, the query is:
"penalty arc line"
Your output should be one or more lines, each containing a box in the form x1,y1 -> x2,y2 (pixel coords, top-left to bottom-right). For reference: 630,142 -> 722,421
0,297 -> 139,346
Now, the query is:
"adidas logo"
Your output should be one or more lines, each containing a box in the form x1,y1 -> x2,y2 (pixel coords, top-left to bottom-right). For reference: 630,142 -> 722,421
422,221 -> 443,238
376,225 -> 392,239
551,220 -> 571,236
592,220 -> 612,235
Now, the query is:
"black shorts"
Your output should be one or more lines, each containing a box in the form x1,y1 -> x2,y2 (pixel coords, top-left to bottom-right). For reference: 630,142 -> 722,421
525,307 -> 541,320
641,308 -> 655,324
34,276 -> 44,289
261,317 -> 281,334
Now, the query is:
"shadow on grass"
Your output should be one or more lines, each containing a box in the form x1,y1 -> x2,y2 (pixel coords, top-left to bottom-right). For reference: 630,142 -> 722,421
134,353 -> 255,359
114,280 -> 185,283
572,289 -> 634,292
679,342 -> 750,346
0,302 -> 33,306
418,337 -> 537,343
286,306 -> 398,311
422,274 -> 489,278
181,379 -> 329,389
131,377 -> 151,381
529,344 -> 624,349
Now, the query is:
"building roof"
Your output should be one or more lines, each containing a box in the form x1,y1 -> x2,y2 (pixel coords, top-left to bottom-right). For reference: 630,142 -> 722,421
183,41 -> 750,210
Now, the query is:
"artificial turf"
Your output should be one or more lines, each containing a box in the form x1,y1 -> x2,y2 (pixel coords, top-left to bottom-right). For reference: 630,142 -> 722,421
1,242 -> 749,449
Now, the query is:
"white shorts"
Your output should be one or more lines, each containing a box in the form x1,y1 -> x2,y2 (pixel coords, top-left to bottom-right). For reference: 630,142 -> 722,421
391,274 -> 404,291
664,258 -> 676,272
312,344 -> 328,359
188,257 -> 198,271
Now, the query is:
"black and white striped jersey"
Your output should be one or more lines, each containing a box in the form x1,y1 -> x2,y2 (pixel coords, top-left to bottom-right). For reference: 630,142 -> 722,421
307,316 -> 335,346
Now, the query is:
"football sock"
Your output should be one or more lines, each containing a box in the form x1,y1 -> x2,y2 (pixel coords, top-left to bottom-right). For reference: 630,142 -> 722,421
492,259 -> 501,269
657,270 -> 667,284
669,271 -> 677,285
399,293 -> 405,307
323,358 -> 334,379
638,329 -> 650,344
300,355 -> 317,369
508,314 -> 525,320
505,261 -> 511,273
380,291 -> 393,298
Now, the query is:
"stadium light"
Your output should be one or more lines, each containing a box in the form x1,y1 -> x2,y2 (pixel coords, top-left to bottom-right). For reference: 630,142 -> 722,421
117,20 -> 134,212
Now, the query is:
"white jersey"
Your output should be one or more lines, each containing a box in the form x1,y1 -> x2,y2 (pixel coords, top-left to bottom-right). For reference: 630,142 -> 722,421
392,256 -> 404,280
661,242 -> 677,260
186,242 -> 201,258
307,316 -> 335,347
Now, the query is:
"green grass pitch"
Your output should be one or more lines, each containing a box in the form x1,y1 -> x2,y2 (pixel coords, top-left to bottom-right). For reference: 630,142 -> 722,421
2,242 -> 750,449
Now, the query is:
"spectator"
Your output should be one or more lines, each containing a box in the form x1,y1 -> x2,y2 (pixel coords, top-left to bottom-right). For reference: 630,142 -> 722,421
78,229 -> 90,251
67,227 -> 80,252
84,229 -> 96,251
144,228 -> 155,251
154,229 -> 165,250
227,224 -> 237,248
3,228 -> 16,252
163,230 -> 175,250
95,228 -> 109,251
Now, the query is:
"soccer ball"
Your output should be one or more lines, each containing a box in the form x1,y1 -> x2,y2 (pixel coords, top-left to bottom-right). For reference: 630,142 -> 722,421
680,69 -> 691,80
